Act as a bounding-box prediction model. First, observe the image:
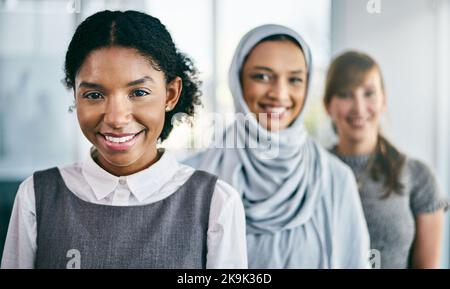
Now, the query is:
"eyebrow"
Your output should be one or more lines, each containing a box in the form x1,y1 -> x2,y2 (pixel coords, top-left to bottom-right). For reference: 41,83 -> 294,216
252,66 -> 304,74
126,76 -> 154,86
78,76 -> 154,89
78,82 -> 104,89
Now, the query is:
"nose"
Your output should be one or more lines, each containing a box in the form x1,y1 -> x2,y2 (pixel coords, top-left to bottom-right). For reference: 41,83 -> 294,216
103,95 -> 132,129
352,93 -> 366,115
268,79 -> 290,102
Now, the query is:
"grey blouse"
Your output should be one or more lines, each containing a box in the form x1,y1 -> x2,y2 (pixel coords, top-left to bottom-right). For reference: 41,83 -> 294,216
331,148 -> 448,269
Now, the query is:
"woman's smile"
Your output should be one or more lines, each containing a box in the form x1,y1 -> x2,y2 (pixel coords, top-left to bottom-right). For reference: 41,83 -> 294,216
346,115 -> 368,130
96,130 -> 146,152
257,103 -> 293,120
241,40 -> 307,131
74,46 -> 172,175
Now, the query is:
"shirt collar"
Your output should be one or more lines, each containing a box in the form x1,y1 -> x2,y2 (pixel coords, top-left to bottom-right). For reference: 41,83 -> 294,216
82,149 -> 179,203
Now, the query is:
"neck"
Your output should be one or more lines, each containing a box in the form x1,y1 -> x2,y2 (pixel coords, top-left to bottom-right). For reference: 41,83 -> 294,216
94,146 -> 160,176
337,134 -> 378,156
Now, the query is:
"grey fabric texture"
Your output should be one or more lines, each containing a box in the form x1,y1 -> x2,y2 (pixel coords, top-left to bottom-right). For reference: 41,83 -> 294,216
332,149 -> 449,269
34,167 -> 217,269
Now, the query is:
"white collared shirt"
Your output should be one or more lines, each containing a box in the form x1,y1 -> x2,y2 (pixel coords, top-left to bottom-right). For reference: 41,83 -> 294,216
1,150 -> 248,269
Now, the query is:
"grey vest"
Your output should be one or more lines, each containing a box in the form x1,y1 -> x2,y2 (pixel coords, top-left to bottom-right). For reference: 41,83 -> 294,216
33,167 -> 217,269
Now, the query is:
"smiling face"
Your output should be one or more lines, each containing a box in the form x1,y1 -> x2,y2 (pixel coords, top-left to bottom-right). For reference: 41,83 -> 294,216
326,68 -> 386,149
240,40 -> 307,131
75,46 -> 181,176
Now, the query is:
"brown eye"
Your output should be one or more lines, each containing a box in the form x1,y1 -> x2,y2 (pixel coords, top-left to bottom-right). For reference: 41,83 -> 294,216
250,73 -> 271,82
289,77 -> 303,85
131,89 -> 150,97
83,92 -> 103,100
365,90 -> 375,97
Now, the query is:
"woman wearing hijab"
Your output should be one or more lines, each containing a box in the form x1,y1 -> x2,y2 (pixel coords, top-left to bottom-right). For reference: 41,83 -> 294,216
184,24 -> 370,268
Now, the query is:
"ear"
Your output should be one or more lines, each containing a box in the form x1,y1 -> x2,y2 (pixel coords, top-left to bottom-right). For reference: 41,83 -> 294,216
165,76 -> 182,111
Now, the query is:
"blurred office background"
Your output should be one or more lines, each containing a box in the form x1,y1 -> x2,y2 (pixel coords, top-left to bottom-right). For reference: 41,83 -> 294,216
0,0 -> 449,267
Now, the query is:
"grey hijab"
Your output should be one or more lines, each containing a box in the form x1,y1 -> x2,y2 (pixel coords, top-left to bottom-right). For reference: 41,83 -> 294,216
194,24 -> 329,234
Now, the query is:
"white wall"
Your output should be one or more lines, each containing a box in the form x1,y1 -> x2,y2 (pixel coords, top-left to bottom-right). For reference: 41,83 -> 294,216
331,0 -> 450,268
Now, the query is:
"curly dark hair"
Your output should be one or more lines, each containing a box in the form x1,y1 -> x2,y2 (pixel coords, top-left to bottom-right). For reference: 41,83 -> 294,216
64,10 -> 202,141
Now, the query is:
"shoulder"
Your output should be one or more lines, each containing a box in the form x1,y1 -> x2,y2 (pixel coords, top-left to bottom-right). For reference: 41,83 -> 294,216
58,162 -> 83,178
402,157 -> 439,193
323,148 -> 356,186
402,157 -> 449,214
17,175 -> 35,201
13,174 -> 37,216
318,148 -> 360,209
19,164 -> 73,191
309,141 -> 355,181
403,157 -> 435,179
22,164 -> 81,203
305,141 -> 358,195
33,163 -> 83,190
207,178 -> 244,226
213,179 -> 242,206
18,166 -> 63,201
32,163 -> 82,181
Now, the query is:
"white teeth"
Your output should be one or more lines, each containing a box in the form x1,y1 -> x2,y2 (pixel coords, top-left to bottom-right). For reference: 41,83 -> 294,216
349,118 -> 365,126
266,107 -> 287,114
105,135 -> 135,143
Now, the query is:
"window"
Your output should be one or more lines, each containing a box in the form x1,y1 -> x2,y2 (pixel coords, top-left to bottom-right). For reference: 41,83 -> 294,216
0,0 -> 331,176
0,0 -> 78,179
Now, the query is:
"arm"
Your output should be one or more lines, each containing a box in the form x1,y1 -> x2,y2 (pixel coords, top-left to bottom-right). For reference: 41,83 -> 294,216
411,210 -> 445,269
409,160 -> 449,269
206,180 -> 248,269
1,177 -> 37,269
